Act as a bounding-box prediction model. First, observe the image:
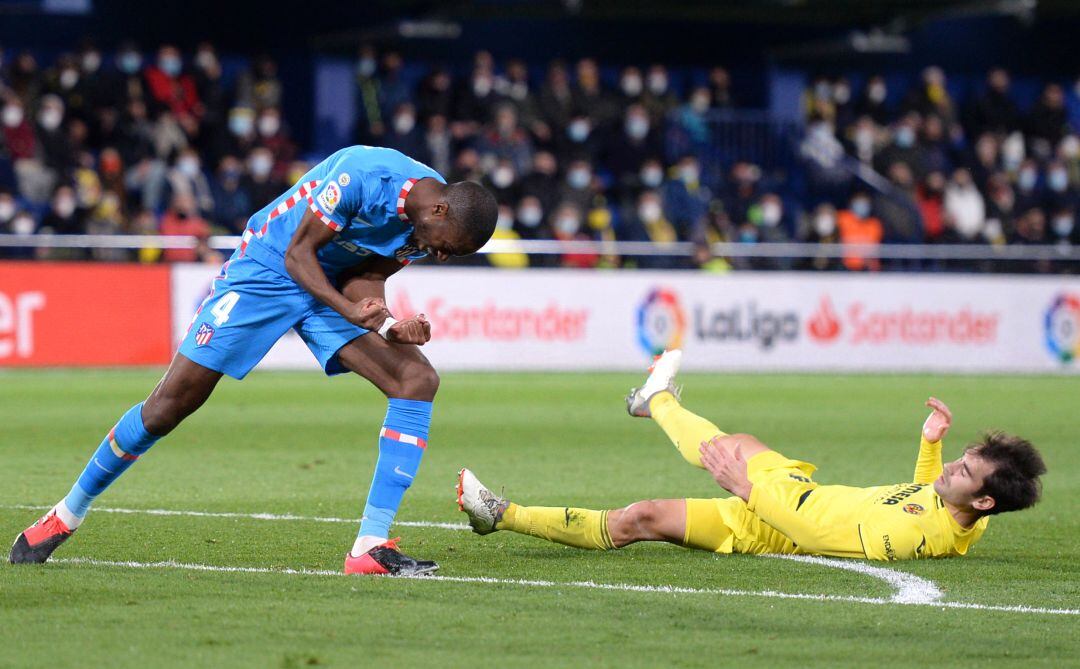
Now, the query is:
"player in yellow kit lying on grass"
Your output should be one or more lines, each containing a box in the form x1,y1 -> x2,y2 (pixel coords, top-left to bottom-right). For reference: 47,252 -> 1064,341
457,350 -> 1047,561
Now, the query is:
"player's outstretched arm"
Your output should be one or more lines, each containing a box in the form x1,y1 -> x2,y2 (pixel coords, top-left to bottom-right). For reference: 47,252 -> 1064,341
285,208 -> 389,330
914,397 -> 951,484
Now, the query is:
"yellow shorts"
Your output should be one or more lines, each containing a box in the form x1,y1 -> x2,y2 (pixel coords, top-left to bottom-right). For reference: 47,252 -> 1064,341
683,450 -> 818,555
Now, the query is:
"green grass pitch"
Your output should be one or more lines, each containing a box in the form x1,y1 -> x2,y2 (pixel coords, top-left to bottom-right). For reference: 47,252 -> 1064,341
1,368 -> 1078,668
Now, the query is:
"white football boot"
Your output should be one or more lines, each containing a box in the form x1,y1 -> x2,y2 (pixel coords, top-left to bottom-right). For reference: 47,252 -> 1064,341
625,349 -> 683,418
456,468 -> 508,536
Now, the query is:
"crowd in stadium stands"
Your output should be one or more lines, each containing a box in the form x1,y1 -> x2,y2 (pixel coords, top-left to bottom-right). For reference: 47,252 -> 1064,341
0,42 -> 1078,272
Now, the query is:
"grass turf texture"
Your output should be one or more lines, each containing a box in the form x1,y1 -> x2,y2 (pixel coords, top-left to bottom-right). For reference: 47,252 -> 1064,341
1,369 -> 1078,668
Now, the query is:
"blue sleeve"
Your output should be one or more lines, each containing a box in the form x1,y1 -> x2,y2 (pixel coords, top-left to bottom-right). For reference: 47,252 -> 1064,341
308,153 -> 365,232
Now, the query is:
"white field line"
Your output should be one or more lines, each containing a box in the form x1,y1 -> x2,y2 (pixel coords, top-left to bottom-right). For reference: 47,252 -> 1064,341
0,504 -> 469,531
50,557 -> 1080,616
6,503 -> 1072,615
773,554 -> 943,604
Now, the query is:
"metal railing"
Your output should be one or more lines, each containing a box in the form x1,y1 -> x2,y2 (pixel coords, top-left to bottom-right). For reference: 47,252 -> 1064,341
0,234 -> 1077,264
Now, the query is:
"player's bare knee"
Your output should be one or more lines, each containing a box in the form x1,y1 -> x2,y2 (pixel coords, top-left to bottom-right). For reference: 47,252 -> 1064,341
397,361 -> 440,401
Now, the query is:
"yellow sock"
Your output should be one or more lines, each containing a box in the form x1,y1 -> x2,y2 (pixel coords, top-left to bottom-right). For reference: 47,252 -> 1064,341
648,391 -> 728,468
497,503 -> 615,550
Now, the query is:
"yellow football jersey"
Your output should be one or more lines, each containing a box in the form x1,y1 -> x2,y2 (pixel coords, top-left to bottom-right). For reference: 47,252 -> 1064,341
742,437 -> 988,561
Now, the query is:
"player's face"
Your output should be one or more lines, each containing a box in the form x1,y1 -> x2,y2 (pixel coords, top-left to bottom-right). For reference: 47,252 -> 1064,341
933,449 -> 995,511
412,221 -> 473,262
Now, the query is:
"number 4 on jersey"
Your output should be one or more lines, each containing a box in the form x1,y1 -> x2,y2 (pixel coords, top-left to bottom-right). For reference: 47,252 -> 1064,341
211,291 -> 240,327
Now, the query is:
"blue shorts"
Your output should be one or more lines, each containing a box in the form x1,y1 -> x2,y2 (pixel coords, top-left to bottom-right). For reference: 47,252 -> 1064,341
178,254 -> 368,379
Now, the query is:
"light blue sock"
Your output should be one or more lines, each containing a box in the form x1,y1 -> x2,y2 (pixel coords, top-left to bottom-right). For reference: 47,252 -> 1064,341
63,403 -> 161,518
359,399 -> 432,538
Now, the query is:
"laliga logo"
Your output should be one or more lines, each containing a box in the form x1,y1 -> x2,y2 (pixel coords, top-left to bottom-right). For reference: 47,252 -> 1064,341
636,288 -> 686,356
1044,293 -> 1080,364
807,296 -> 841,343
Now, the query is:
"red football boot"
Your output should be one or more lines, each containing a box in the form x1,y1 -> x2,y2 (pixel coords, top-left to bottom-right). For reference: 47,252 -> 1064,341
10,509 -> 76,564
343,538 -> 438,576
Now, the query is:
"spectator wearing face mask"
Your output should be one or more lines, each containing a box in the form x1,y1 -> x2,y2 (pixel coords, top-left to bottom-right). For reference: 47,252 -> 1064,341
572,58 -> 619,131
39,184 -> 85,258
191,43 -> 229,162
242,147 -> 281,210
874,113 -> 925,178
484,158 -> 521,206
520,150 -> 560,212
498,59 -> 548,144
46,54 -> 86,119
353,45 -> 384,142
675,86 -> 713,147
486,204 -> 528,269
254,106 -> 296,172
166,148 -> 214,218
424,114 -> 453,177
159,191 -> 211,262
748,193 -> 792,271
604,104 -> 663,187
555,112 -> 601,164
874,162 -> 925,246
476,104 -> 535,177
837,192 -> 883,271
455,62 -> 498,131
0,189 -> 19,232
211,155 -> 251,234
618,66 -> 645,106
1049,206 -> 1078,248
856,75 -> 891,125
381,102 -> 429,165
223,105 -> 259,160
557,158 -> 597,213
36,94 -> 75,179
799,202 -> 842,271
1043,159 -> 1077,213
623,189 -> 679,270
663,155 -> 711,241
514,195 -> 549,240
2,97 -> 54,202
968,133 -> 1001,194
0,209 -> 38,259
144,45 -> 201,133
417,67 -> 454,124
641,64 -> 679,125
1014,159 -> 1044,214
550,201 -> 598,269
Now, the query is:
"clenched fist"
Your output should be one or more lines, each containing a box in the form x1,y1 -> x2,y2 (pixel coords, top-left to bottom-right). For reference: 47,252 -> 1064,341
347,297 -> 391,329
386,314 -> 432,345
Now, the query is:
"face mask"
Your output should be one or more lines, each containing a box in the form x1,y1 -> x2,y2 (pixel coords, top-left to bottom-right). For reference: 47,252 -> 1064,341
679,165 -> 699,184
473,77 -> 492,97
833,84 -> 850,105
492,166 -> 514,189
2,105 -> 23,127
625,116 -> 649,140
567,168 -> 590,190
690,95 -> 710,113
12,216 -> 35,235
855,128 -> 874,149
178,157 -> 199,177
393,114 -> 415,135
508,82 -> 528,100
39,108 -> 62,131
119,52 -> 142,74
567,119 -> 590,142
357,57 -> 376,78
760,202 -> 782,226
1053,216 -> 1074,237
647,73 -> 668,95
895,126 -> 915,148
195,50 -> 217,72
55,197 -> 76,218
555,216 -> 580,236
640,166 -> 663,188
258,115 -> 281,137
517,206 -> 542,227
82,52 -> 101,73
621,76 -> 642,97
1019,169 -> 1037,191
814,213 -> 836,237
229,113 -> 254,136
1048,169 -> 1068,192
851,199 -> 871,218
495,213 -> 513,230
250,155 -> 272,178
1061,135 -> 1080,159
159,56 -> 182,77
1002,133 -> 1025,169
222,167 -> 241,181
813,81 -> 831,101
638,202 -> 662,222
868,83 -> 887,103
59,68 -> 79,90
0,200 -> 15,221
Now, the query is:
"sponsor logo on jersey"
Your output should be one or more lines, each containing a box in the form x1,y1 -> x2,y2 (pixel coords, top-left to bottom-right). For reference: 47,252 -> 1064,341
788,473 -> 812,483
903,503 -> 926,515
317,181 -> 341,213
194,323 -> 215,347
880,483 -> 925,505
338,172 -> 351,187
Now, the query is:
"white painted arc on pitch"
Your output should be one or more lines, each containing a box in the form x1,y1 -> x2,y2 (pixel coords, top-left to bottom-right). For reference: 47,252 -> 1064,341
773,554 -> 943,604
50,557 -> 1080,617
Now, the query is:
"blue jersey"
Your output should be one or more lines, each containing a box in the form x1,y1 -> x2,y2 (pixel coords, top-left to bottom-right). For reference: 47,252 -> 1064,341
239,146 -> 445,278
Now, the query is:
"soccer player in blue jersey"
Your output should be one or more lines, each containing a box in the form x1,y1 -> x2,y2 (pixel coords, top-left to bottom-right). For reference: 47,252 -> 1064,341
10,146 -> 497,575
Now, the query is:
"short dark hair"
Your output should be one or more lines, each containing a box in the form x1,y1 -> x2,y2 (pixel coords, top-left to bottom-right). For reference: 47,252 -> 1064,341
968,431 -> 1047,516
444,181 -> 497,252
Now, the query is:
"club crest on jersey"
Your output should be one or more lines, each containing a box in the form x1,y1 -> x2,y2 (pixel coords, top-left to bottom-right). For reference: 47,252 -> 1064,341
338,172 -> 351,187
317,181 -> 341,213
194,323 -> 216,347
903,503 -> 925,515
